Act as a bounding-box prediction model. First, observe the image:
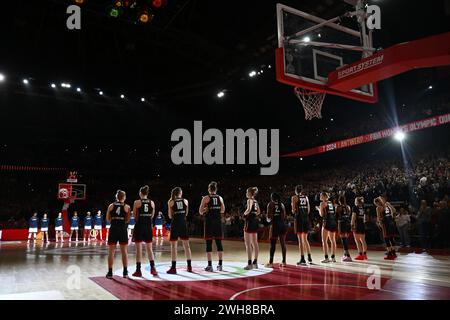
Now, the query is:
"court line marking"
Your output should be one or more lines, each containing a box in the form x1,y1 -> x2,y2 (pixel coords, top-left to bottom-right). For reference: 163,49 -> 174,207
229,283 -> 411,300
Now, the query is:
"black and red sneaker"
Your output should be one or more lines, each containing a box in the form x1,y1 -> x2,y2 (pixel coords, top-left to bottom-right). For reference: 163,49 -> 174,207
187,265 -> 193,273
150,267 -> 158,276
167,267 -> 177,274
132,270 -> 142,277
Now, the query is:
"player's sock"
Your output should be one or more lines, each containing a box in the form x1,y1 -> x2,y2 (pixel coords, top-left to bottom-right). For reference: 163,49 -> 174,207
248,260 -> 252,266
300,255 -> 305,262
108,268 -> 113,274
208,260 -> 212,267
150,260 -> 155,268
187,260 -> 192,267
307,253 -> 312,262
252,259 -> 257,265
171,261 -> 176,268
325,254 -> 328,259
136,262 -> 141,271
218,260 -> 223,266
331,254 -> 335,259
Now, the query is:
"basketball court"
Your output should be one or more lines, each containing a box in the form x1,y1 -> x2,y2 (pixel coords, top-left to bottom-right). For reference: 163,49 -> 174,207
1,238 -> 449,300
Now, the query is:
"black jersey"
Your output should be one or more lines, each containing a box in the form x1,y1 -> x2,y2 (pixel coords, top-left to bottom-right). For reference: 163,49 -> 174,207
323,201 -> 337,231
296,195 -> 309,217
172,199 -> 187,220
244,199 -> 259,233
206,195 -> 222,218
110,202 -> 127,227
382,205 -> 394,224
136,198 -> 153,225
272,202 -> 284,222
354,206 -> 366,233
338,205 -> 351,223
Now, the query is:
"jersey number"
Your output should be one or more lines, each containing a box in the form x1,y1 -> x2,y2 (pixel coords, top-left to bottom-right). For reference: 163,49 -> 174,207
212,197 -> 218,206
176,201 -> 183,210
143,203 -> 149,212
115,207 -> 121,215
300,198 -> 307,206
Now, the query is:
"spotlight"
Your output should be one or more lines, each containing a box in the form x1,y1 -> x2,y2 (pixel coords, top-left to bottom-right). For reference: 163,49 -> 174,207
303,36 -> 311,43
318,33 -> 322,38
22,79 -> 29,84
120,94 -> 125,99
137,9 -> 154,24
217,91 -> 225,98
394,131 -> 406,142
76,87 -> 82,92
151,0 -> 167,9
428,85 -> 433,90
141,97 -> 145,102
50,83 -> 56,88
99,91 -> 103,95
66,83 -> 71,88
0,73 -> 5,82
249,71 -> 257,78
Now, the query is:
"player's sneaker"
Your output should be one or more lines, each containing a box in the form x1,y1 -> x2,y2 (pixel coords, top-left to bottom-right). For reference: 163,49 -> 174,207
363,253 -> 368,260
264,263 -> 273,268
253,263 -> 258,269
167,267 -> 177,274
150,267 -> 158,276
106,272 -> 113,279
243,264 -> 253,270
123,272 -> 129,279
204,266 -> 214,272
216,265 -> 223,272
297,259 -> 307,266
354,254 -> 365,261
187,265 -> 193,273
331,257 -> 337,263
132,270 -> 142,277
342,256 -> 352,262
321,258 -> 330,263
384,253 -> 393,260
280,262 -> 287,267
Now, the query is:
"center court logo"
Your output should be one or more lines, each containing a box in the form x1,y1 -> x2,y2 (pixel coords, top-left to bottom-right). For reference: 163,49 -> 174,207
171,121 -> 280,175
116,261 -> 273,282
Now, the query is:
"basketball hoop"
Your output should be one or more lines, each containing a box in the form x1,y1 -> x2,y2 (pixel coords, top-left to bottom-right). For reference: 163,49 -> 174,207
294,87 -> 326,120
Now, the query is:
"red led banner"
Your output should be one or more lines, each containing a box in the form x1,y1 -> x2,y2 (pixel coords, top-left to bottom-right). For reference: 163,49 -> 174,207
283,113 -> 450,158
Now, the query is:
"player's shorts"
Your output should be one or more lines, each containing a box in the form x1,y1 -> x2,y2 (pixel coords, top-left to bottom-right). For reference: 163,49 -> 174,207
170,220 -> 189,241
40,227 -> 48,232
128,225 -> 135,230
244,217 -> 259,234
380,222 -> 396,238
204,217 -> 223,240
295,215 -> 309,234
94,225 -> 102,230
71,227 -> 79,231
133,223 -> 153,243
108,226 -> 128,245
270,220 -> 287,239
156,225 -> 163,230
338,220 -> 351,236
353,222 -> 365,235
323,220 -> 338,233
106,225 -> 111,229
84,226 -> 92,230
55,226 -> 63,231
28,227 -> 38,233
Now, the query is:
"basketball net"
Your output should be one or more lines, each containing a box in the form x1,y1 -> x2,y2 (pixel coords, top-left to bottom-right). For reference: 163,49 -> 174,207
294,87 -> 326,120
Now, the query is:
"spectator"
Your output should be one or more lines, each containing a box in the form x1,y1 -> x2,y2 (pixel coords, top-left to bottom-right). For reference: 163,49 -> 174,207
417,200 -> 432,249
396,207 -> 411,247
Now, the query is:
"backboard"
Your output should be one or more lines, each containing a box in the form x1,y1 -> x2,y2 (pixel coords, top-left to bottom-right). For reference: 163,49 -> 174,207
58,183 -> 86,201
276,3 -> 378,104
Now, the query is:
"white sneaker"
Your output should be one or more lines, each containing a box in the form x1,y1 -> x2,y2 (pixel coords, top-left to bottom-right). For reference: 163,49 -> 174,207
243,264 -> 253,270
216,265 -> 223,271
321,258 -> 330,263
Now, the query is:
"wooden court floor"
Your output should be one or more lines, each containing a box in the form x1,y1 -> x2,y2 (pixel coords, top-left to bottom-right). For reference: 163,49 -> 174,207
0,237 -> 449,300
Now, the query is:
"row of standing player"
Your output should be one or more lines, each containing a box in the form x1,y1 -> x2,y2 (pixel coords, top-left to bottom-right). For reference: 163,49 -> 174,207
27,210 -> 165,243
230,184 -> 398,270
104,182 -> 399,279
105,182 -> 225,278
